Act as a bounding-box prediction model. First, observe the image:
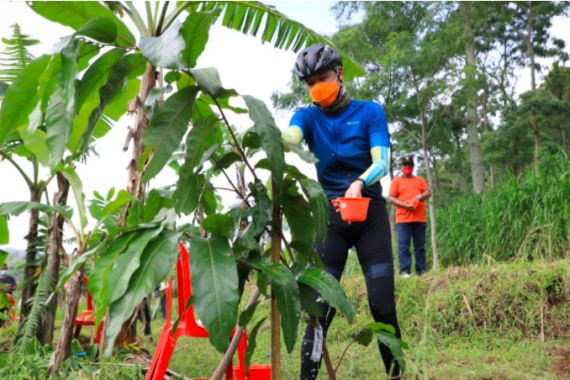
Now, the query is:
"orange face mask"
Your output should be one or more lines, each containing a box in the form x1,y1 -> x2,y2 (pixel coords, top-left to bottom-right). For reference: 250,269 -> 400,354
309,81 -> 340,107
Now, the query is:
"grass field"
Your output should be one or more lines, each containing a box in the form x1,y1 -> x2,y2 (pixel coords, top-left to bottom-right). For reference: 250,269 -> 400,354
1,255 -> 569,379
136,256 -> 570,379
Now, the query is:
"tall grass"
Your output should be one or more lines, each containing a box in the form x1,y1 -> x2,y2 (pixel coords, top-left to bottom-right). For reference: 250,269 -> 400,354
435,155 -> 570,266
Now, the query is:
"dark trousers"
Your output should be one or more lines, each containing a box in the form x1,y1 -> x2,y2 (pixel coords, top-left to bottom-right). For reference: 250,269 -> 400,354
397,222 -> 427,275
300,200 -> 401,379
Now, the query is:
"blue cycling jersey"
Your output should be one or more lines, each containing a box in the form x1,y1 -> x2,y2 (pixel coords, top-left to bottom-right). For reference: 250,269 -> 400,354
289,100 -> 390,200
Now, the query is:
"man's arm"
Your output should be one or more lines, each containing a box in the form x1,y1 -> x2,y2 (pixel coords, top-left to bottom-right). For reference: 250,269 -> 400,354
346,103 -> 390,198
416,187 -> 432,201
388,195 -> 414,211
345,145 -> 390,197
282,125 -> 304,145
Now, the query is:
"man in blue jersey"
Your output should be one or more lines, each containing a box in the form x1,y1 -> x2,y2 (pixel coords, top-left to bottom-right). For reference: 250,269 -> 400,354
282,44 -> 401,379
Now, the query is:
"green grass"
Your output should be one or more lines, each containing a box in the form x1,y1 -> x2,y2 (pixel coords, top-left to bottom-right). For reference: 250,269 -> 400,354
136,255 -> 570,379
434,156 -> 570,266
2,255 -> 568,379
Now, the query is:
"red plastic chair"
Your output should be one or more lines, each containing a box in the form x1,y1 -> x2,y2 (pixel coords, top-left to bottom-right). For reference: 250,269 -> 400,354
146,242 -> 271,380
2,293 -> 18,323
74,276 -> 104,343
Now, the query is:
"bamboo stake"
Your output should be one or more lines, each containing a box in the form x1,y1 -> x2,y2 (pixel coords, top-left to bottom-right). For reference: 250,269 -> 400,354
271,181 -> 282,380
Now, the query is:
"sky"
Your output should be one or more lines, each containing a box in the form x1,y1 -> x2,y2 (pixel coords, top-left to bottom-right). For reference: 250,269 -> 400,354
1,1 -> 569,252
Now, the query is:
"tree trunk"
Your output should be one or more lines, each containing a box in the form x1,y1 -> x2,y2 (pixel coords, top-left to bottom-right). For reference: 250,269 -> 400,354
454,132 -> 467,194
270,181 -> 282,380
20,186 -> 42,317
40,173 -> 70,345
529,118 -> 541,176
460,2 -> 486,194
113,63 -> 157,350
125,63 -> 156,202
48,264 -> 85,375
526,1 -> 537,91
410,69 -> 439,271
420,122 -> 439,271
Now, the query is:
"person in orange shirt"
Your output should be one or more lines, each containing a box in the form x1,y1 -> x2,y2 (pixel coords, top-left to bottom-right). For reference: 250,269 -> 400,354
389,155 -> 432,277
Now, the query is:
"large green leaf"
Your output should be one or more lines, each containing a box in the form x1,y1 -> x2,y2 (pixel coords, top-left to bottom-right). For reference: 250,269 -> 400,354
283,193 -> 314,246
74,17 -> 117,44
173,101 -> 222,214
0,215 -> 8,244
61,166 -> 87,231
259,262 -> 300,353
214,151 -> 241,170
106,230 -> 180,357
183,1 -> 364,80
288,143 -> 318,164
89,232 -> 136,326
80,53 -> 146,153
190,236 -> 239,352
0,55 -> 50,145
185,100 -> 223,169
18,127 -> 49,167
299,178 -> 328,243
46,39 -> 80,169
243,95 -> 284,187
99,190 -> 133,224
233,181 -> 271,254
189,67 -> 237,99
0,201 -> 72,219
107,227 -> 163,305
202,214 -> 235,239
180,11 -> 220,68
143,86 -> 199,181
28,55 -> 61,134
29,1 -> 135,48
140,21 -> 185,69
173,167 -> 200,215
297,267 -> 355,322
75,48 -> 126,111
140,10 -> 220,70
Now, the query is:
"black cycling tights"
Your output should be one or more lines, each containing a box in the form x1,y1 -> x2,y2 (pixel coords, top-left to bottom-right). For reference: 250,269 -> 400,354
300,200 -> 401,379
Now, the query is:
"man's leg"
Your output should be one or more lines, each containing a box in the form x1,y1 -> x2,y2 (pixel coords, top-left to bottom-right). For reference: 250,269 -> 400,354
396,223 -> 412,275
300,205 -> 350,380
355,201 -> 401,377
412,222 -> 427,275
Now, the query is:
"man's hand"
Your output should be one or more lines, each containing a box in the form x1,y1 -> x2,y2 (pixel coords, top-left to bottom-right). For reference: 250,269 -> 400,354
404,201 -> 417,211
344,180 -> 363,198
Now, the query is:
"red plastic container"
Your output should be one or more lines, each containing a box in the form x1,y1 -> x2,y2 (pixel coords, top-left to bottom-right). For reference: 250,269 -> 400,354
332,197 -> 371,222
233,364 -> 272,380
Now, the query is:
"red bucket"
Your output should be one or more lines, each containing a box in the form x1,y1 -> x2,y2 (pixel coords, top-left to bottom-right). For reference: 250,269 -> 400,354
233,364 -> 272,380
332,197 -> 371,222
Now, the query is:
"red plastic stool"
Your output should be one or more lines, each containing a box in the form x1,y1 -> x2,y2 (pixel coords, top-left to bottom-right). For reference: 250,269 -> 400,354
146,242 -> 271,380
74,276 -> 104,343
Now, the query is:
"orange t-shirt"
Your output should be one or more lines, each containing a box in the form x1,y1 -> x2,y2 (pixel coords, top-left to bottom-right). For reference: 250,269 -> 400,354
389,176 -> 429,223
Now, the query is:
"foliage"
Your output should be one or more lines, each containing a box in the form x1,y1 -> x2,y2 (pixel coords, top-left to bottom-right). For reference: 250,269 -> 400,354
436,155 -> 570,266
0,24 -> 38,85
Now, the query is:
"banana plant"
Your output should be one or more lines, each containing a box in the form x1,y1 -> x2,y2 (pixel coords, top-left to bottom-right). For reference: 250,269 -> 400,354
0,24 -> 52,315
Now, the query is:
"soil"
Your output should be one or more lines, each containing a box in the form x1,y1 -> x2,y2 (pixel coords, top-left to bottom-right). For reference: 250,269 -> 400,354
550,345 -> 570,377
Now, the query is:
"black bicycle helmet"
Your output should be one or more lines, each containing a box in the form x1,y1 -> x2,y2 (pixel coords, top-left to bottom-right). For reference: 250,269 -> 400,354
294,43 -> 342,81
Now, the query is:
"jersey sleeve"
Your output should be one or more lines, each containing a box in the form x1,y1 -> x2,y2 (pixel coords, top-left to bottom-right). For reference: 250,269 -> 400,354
358,103 -> 390,186
368,103 -> 390,149
282,109 -> 310,145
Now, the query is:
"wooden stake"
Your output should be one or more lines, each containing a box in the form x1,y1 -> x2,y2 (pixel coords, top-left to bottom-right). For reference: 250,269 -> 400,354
271,181 -> 281,380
